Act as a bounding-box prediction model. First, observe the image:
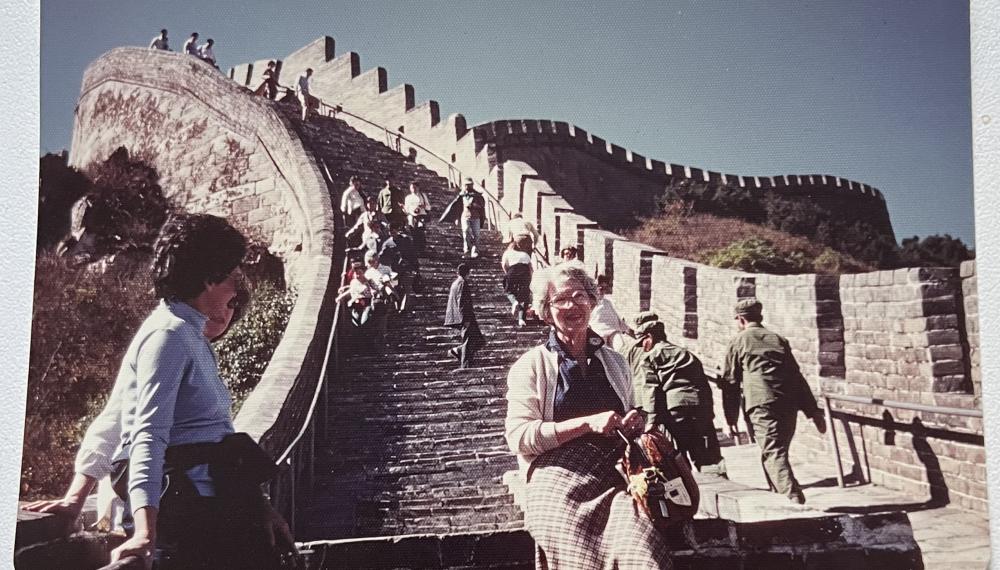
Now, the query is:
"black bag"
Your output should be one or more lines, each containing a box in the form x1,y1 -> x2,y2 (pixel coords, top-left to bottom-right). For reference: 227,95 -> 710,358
110,433 -> 278,501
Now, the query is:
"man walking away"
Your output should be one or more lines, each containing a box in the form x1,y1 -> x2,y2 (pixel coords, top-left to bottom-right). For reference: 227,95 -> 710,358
149,29 -> 169,51
503,212 -> 538,250
444,263 -> 484,368
182,32 -> 199,56
633,313 -> 724,475
721,298 -> 826,504
296,68 -> 314,121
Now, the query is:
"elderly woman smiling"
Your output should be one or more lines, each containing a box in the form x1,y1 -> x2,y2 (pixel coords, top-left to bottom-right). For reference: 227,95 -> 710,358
505,261 -> 673,569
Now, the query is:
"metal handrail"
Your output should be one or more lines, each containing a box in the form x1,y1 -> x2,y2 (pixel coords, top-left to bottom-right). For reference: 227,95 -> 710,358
820,391 -> 982,489
274,254 -> 348,468
822,392 -> 982,418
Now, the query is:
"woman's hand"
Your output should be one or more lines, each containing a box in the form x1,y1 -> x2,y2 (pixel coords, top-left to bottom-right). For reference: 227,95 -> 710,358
110,533 -> 154,570
22,497 -> 85,518
262,503 -> 296,554
584,411 -> 623,436
621,409 -> 646,438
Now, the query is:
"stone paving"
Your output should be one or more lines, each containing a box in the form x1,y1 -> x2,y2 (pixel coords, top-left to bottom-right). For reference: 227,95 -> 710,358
720,439 -> 992,569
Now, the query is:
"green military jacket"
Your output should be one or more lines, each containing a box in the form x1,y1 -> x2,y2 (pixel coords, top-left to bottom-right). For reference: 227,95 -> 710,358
621,336 -> 646,378
636,340 -> 713,428
721,322 -> 819,414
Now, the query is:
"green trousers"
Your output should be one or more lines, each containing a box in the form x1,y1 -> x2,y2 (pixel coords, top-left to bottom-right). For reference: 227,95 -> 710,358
748,403 -> 801,499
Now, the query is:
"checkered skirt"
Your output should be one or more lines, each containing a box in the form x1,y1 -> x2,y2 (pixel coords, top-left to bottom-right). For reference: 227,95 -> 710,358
524,436 -> 672,569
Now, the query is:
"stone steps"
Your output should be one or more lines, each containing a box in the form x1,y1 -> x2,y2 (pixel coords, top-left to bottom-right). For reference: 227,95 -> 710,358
285,105 -> 542,540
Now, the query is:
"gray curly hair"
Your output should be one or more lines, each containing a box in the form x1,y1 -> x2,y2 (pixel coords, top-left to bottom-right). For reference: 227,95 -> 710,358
530,260 -> 600,322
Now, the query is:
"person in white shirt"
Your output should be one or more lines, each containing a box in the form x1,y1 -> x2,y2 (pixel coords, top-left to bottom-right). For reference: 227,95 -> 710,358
403,182 -> 431,251
501,236 -> 533,327
296,68 -> 314,121
340,176 -> 365,229
362,252 -> 395,341
198,39 -> 216,67
149,29 -> 169,51
589,274 -> 632,351
182,32 -> 199,56
504,212 -> 539,250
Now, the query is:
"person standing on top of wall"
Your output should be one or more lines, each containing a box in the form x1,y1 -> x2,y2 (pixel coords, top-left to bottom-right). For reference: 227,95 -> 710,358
439,178 -> 486,259
197,38 -> 217,67
721,298 -> 827,504
253,61 -> 279,99
633,313 -> 725,476
296,68 -> 314,122
182,32 -> 199,56
149,29 -> 169,51
340,176 -> 365,230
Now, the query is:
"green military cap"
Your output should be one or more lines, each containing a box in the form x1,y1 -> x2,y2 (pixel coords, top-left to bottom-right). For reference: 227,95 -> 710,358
633,311 -> 663,336
734,298 -> 763,318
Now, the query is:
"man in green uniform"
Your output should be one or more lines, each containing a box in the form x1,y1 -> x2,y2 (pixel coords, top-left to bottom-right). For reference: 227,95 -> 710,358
631,313 -> 724,474
621,312 -> 656,377
721,298 -> 826,504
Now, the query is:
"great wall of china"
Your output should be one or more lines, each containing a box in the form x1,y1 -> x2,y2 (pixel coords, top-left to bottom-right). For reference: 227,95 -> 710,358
16,35 -> 987,568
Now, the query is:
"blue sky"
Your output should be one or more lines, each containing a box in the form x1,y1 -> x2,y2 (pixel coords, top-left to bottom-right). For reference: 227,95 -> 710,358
40,0 -> 975,245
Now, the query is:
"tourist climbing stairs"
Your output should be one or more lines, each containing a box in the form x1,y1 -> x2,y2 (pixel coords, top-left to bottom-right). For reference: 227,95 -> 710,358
277,102 -> 547,541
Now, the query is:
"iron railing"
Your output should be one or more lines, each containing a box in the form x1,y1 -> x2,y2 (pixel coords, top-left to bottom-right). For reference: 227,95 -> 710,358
820,392 -> 983,488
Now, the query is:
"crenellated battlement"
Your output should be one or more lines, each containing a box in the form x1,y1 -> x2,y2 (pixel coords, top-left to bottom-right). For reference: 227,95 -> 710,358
471,119 -> 884,201
228,37 -> 886,214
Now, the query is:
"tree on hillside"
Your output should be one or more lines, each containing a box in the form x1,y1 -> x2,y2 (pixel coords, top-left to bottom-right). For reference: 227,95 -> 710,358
85,146 -> 173,253
898,234 -> 974,267
37,153 -> 91,250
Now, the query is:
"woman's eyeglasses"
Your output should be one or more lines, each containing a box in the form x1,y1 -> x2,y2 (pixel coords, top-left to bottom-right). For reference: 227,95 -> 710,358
549,290 -> 593,310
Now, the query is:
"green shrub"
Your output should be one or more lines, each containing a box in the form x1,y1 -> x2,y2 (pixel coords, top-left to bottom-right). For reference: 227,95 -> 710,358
701,237 -> 813,274
216,281 -> 296,413
22,253 -> 155,499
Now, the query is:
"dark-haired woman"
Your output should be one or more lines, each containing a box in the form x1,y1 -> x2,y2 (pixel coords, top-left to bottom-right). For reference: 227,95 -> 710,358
104,213 -> 293,569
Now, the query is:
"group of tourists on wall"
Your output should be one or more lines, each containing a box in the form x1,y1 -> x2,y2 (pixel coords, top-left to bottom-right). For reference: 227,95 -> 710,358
336,176 -> 426,352
149,29 -> 218,69
504,259 -> 827,566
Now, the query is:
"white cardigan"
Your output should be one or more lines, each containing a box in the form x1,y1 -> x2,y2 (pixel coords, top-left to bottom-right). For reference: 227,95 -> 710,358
505,342 -> 634,473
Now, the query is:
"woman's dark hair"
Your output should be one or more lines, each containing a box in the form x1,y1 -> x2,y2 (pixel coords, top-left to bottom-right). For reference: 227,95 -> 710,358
151,213 -> 247,301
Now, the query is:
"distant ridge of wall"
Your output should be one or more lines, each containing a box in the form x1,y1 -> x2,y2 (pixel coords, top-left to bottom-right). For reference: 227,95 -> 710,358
229,36 -> 893,237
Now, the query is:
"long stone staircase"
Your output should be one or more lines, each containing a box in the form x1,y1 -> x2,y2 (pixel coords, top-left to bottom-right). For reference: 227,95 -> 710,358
279,103 -> 547,540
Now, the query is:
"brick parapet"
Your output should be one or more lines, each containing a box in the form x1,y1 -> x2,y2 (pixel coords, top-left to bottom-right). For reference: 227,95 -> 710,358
230,37 -> 890,241
71,47 -> 336,455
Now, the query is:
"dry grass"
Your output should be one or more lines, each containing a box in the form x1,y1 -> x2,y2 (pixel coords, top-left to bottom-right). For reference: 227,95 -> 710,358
623,212 -> 873,274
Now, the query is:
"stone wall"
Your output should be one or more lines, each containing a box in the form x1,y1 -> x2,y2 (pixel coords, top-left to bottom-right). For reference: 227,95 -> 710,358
229,37 -> 894,240
71,47 -> 337,454
497,157 -> 986,513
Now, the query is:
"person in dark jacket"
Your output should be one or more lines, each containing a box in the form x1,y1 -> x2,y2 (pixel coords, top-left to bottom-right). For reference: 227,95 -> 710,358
444,263 -> 484,368
721,298 -> 827,504
633,313 -> 724,474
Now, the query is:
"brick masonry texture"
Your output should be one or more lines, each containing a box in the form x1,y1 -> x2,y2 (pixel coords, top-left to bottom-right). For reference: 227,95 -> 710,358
230,36 -> 894,240
71,47 -> 336,458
